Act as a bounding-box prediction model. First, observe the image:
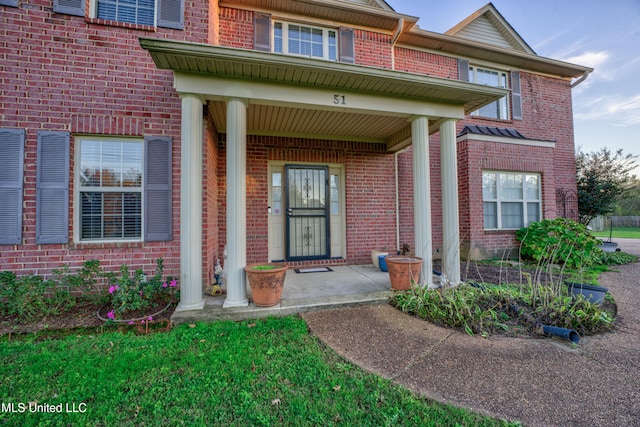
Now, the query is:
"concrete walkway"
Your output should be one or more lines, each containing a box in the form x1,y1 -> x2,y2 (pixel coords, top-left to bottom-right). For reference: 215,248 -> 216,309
302,239 -> 640,427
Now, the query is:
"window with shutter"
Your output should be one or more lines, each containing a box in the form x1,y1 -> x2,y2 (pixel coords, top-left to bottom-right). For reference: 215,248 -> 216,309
262,17 -> 352,63
64,0 -> 183,28
0,129 -> 25,245
468,65 -> 510,120
36,131 -> 70,244
76,137 -> 143,241
144,136 -> 172,241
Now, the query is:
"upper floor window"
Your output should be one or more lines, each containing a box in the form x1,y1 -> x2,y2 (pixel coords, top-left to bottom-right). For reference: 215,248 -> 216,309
470,66 -> 509,119
96,0 -> 155,25
483,171 -> 541,230
274,22 -> 338,61
51,0 -> 184,29
254,13 -> 354,64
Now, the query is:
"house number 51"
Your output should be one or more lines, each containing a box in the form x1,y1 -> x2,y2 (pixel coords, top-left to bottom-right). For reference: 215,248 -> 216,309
333,95 -> 346,105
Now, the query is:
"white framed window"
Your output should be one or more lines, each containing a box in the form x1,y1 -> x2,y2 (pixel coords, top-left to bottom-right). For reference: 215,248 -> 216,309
76,137 -> 143,241
274,21 -> 338,61
470,66 -> 509,119
96,0 -> 155,25
483,171 -> 541,230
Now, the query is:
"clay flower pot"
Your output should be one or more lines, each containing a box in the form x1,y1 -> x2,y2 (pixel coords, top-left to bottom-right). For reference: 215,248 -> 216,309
245,263 -> 288,307
385,255 -> 422,291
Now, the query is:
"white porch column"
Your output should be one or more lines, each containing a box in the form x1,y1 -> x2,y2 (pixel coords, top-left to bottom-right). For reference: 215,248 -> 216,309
440,119 -> 461,284
411,116 -> 433,288
223,97 -> 249,308
177,93 -> 205,311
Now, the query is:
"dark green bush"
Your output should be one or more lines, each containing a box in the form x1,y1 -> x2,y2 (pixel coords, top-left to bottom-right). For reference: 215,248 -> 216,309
596,251 -> 638,266
0,272 -> 75,322
516,218 -> 602,269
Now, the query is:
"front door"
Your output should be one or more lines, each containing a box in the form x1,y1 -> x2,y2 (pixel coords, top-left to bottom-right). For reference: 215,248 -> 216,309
285,165 -> 330,261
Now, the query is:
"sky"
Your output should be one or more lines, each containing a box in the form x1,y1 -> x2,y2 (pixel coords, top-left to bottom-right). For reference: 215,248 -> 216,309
389,0 -> 640,174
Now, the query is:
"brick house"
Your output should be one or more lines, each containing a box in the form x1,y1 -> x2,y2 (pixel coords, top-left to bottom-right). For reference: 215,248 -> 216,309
0,0 -> 590,311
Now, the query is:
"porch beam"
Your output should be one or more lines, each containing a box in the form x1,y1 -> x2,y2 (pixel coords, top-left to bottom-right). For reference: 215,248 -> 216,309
174,73 -> 466,119
411,116 -> 433,288
440,119 -> 461,284
176,93 -> 205,312
223,97 -> 249,308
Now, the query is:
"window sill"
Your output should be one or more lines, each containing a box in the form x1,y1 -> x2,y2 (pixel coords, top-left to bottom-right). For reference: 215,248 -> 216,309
70,241 -> 144,250
85,17 -> 157,32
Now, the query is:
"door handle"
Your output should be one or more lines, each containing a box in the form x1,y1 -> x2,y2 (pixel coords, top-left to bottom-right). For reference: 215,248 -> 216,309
287,208 -> 293,217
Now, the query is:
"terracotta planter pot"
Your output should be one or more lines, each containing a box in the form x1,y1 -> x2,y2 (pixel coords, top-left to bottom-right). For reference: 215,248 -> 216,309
245,263 -> 288,307
385,255 -> 422,290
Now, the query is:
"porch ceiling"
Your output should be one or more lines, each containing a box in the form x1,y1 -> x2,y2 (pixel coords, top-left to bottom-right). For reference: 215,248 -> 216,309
208,101 -> 409,144
140,38 -> 507,150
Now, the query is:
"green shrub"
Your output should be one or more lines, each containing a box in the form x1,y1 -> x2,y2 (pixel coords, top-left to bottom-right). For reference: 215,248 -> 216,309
595,251 -> 638,266
0,272 -> 75,322
106,258 -> 178,320
391,282 -> 615,338
516,218 -> 602,269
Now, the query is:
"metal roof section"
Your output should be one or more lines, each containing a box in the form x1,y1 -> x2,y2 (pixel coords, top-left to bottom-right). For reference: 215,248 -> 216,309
446,3 -> 535,54
458,125 -> 556,148
459,125 -> 526,139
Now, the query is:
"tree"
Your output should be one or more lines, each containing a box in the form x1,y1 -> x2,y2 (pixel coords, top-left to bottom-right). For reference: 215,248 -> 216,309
576,148 -> 637,225
613,177 -> 640,216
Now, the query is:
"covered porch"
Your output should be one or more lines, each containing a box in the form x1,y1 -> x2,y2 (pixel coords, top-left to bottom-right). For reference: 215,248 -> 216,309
140,38 -> 507,313
171,265 -> 441,323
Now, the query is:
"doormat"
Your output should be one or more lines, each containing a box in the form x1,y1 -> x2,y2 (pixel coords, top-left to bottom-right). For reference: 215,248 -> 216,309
294,267 -> 334,274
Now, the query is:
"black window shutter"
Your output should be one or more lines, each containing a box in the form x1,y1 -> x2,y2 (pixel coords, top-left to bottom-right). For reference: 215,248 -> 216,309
0,0 -> 19,8
144,136 -> 172,242
458,59 -> 470,81
0,129 -> 25,245
158,0 -> 184,30
339,27 -> 355,64
53,0 -> 85,16
254,13 -> 271,52
36,131 -> 70,244
511,71 -> 523,120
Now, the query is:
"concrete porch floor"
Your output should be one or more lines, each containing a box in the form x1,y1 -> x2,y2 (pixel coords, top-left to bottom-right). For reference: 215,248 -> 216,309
171,264 -> 394,324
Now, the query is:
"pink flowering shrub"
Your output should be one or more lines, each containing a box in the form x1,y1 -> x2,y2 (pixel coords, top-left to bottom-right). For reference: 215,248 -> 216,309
106,258 -> 178,320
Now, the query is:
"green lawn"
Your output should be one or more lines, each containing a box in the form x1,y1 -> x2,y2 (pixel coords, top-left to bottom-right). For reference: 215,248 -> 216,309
0,317 -> 517,426
591,227 -> 640,239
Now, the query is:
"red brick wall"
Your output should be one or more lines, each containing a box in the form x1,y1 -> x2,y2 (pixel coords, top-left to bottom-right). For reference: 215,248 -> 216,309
216,135 -> 398,265
355,30 -> 392,69
453,71 -> 577,258
0,0 -> 209,278
218,7 -> 253,49
394,47 -> 458,79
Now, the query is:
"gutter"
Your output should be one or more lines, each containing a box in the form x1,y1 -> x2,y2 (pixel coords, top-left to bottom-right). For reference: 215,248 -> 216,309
571,70 -> 591,88
390,18 -> 404,69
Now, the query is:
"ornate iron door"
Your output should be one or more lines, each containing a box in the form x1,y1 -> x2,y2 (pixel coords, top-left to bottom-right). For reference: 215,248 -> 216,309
285,165 -> 330,261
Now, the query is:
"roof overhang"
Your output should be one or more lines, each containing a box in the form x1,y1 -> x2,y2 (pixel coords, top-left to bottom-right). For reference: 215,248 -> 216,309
140,38 -> 506,113
399,28 -> 593,79
219,0 -> 418,32
140,38 -> 508,151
